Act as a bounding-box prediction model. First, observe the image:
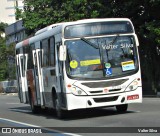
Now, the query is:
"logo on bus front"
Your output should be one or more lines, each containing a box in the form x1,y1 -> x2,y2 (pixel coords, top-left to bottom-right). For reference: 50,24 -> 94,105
104,88 -> 109,93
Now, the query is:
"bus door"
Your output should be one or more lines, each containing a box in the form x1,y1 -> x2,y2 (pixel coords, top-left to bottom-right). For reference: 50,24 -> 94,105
32,42 -> 44,106
16,53 -> 28,103
56,43 -> 65,107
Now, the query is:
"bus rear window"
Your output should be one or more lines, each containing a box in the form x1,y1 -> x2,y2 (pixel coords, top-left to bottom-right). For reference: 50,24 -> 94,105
64,21 -> 134,38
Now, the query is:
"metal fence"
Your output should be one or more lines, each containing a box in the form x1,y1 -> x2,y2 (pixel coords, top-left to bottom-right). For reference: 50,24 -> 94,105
0,80 -> 17,93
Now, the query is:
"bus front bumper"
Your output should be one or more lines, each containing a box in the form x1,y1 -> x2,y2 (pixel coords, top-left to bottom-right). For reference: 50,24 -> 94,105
66,87 -> 142,110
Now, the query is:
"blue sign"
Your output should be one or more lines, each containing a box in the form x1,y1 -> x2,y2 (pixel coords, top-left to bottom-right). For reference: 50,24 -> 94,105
105,68 -> 112,75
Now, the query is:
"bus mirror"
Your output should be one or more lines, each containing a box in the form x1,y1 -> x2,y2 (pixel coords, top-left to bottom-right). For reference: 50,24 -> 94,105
59,45 -> 66,61
135,35 -> 139,46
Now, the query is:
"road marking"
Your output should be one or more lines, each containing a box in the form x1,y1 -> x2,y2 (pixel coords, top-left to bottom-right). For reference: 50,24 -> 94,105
0,118 -> 81,136
0,117 -> 42,127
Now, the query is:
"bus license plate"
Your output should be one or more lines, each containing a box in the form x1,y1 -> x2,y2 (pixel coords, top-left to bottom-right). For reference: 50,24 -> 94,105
127,94 -> 139,100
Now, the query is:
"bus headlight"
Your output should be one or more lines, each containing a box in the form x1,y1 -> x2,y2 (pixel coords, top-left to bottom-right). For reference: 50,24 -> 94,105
71,86 -> 87,96
126,80 -> 139,91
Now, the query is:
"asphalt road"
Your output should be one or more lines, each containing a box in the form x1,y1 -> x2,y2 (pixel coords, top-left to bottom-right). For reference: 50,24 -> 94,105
0,94 -> 160,136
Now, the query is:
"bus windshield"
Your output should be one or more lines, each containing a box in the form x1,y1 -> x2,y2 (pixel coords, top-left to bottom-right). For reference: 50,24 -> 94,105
65,35 -> 138,79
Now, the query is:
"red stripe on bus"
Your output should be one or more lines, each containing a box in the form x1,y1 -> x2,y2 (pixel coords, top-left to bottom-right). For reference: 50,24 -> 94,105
22,39 -> 29,46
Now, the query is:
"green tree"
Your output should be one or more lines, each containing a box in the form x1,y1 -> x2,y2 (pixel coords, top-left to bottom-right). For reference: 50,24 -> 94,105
0,44 -> 8,81
0,22 -> 8,81
0,42 -> 16,81
0,22 -> 7,38
16,0 -> 101,34
0,22 -> 16,81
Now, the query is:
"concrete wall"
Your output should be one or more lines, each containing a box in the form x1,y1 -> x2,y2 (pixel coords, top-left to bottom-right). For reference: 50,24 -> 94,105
0,80 -> 17,93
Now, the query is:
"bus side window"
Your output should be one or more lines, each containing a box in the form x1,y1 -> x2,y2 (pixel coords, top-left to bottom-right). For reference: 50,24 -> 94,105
50,37 -> 55,66
42,39 -> 49,67
27,45 -> 34,69
56,43 -> 62,74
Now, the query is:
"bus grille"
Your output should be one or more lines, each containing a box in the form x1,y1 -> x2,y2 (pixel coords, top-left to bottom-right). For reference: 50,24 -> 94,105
93,96 -> 119,103
81,79 -> 128,88
89,88 -> 121,94
109,88 -> 121,92
90,90 -> 103,94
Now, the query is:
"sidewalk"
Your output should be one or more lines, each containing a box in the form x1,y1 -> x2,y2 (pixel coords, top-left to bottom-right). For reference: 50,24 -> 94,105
143,92 -> 160,98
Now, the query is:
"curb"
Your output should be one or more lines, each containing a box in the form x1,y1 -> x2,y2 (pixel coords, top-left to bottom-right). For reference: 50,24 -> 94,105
143,95 -> 160,98
0,93 -> 18,96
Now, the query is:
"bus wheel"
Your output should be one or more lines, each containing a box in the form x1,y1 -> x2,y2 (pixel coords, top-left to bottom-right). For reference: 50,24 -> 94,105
116,104 -> 128,113
55,98 -> 65,119
29,94 -> 40,114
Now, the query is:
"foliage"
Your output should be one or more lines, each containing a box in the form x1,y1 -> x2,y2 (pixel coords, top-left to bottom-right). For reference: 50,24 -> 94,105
0,22 -> 8,39
0,39 -> 7,81
0,22 -> 15,81
16,0 -> 101,33
0,22 -> 8,34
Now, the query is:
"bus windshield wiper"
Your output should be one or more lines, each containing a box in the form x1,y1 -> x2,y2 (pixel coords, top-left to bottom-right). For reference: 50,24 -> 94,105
108,34 -> 120,45
81,37 -> 99,49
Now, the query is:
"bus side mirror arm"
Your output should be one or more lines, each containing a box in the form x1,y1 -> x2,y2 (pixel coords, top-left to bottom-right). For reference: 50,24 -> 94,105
59,45 -> 66,61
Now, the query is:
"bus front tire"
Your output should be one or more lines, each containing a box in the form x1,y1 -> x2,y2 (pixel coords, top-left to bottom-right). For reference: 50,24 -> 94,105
54,98 -> 66,119
116,104 -> 128,113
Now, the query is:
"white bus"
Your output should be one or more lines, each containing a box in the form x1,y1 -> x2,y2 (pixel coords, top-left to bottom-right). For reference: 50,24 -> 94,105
15,18 -> 142,118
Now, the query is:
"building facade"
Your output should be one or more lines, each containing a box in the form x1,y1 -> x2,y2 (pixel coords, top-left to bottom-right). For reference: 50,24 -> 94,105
0,0 -> 24,24
5,20 -> 27,46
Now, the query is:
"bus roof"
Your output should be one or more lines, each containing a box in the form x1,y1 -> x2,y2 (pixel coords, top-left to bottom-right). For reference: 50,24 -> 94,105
35,22 -> 65,35
62,18 -> 132,27
15,18 -> 133,49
